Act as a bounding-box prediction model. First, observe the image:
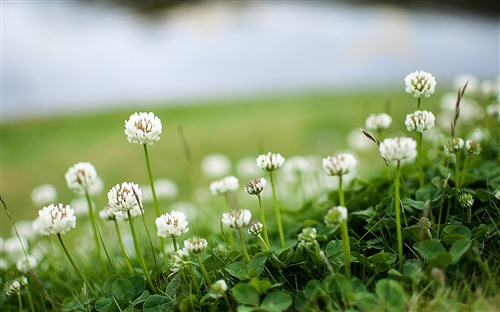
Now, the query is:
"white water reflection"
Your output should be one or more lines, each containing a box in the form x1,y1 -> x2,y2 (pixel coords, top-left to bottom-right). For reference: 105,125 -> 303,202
2,2 -> 499,119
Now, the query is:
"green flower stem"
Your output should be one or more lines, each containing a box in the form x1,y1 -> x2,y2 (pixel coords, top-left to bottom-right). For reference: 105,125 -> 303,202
16,292 -> 22,312
257,234 -> 270,251
257,195 -> 270,248
238,229 -> 251,263
269,172 -> 285,248
340,221 -> 351,279
461,154 -> 470,186
455,152 -> 461,189
222,293 -> 233,312
172,237 -> 178,252
57,234 -> 98,298
225,195 -> 235,250
417,97 -> 421,110
85,190 -> 103,268
467,207 -> 472,224
195,254 -> 212,286
127,211 -> 156,293
188,263 -> 200,292
417,132 -> 424,188
26,287 -> 35,312
394,161 -> 404,272
143,144 -> 167,265
113,220 -> 134,274
337,176 -> 351,279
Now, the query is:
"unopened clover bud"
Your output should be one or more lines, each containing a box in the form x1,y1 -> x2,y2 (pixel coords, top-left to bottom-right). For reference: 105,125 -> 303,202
458,193 -> 474,210
298,227 -> 317,243
247,221 -> 263,236
324,206 -> 348,225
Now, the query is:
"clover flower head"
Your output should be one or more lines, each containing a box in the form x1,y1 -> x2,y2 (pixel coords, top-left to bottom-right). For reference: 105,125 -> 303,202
244,178 -> 266,196
16,255 -> 38,273
324,206 -> 348,225
404,70 -> 437,98
405,110 -> 435,133
247,221 -> 263,236
221,209 -> 252,229
379,137 -> 417,161
5,280 -> 21,296
38,204 -> 76,235
465,140 -> 481,156
418,217 -> 432,231
486,104 -> 500,121
443,137 -> 464,156
124,112 -> 162,145
322,153 -> 357,176
365,113 -> 392,132
156,210 -> 189,238
209,176 -> 239,196
107,182 -> 142,213
114,206 -> 142,221
209,280 -> 228,299
468,128 -> 490,142
298,227 -> 317,243
256,152 -> 285,172
64,162 -> 98,194
283,156 -> 310,174
170,247 -> 190,273
19,276 -> 28,287
184,236 -> 208,254
495,189 -> 500,200
458,193 -> 474,210
99,205 -> 116,221
30,184 -> 57,206
480,79 -> 499,97
201,154 -> 232,178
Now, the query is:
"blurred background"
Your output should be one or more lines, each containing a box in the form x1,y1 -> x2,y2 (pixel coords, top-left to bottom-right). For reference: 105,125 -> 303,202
1,1 -> 499,237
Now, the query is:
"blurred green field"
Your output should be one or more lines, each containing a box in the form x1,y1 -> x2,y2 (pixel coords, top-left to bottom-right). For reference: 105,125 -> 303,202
1,90 -> 440,237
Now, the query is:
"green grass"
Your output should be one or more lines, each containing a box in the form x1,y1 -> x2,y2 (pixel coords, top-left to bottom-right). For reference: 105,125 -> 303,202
1,90 -> 420,237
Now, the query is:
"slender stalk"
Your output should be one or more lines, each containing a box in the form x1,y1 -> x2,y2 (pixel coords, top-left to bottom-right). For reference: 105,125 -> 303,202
417,132 -> 424,188
394,161 -> 404,272
417,97 -> 421,110
143,144 -> 167,265
17,292 -> 23,312
196,254 -> 212,286
238,229 -> 251,263
225,195 -> 235,249
257,234 -> 270,251
85,190 -> 103,268
127,211 -> 156,293
461,154 -> 470,186
57,234 -> 98,298
188,263 -> 200,292
455,152 -> 461,189
172,237 -> 178,252
257,195 -> 270,248
113,220 -> 134,274
26,287 -> 35,312
338,175 -> 351,278
269,172 -> 285,248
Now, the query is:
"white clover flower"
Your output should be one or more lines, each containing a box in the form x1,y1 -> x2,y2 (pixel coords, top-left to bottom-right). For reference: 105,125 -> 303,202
221,209 -> 252,229
298,227 -> 317,243
405,110 -> 435,133
468,128 -> 490,142
486,103 -> 500,121
465,140 -> 481,156
69,197 -> 92,216
19,276 -> 28,287
209,280 -> 228,299
2,237 -> 28,260
283,156 -> 310,174
114,206 -> 142,221
38,204 -> 76,235
99,205 -> 116,221
11,220 -> 38,241
16,255 -> 38,273
324,206 -> 348,225
495,189 -> 500,200
322,153 -> 357,176
184,236 -> 208,254
458,193 -> 474,210
365,113 -> 392,132
244,178 -> 266,196
142,178 -> 179,202
247,221 -> 264,236
256,152 -> 285,172
443,137 -> 464,156
107,182 -> 142,213
64,162 -> 98,194
404,70 -> 437,98
170,247 -> 190,273
124,112 -> 162,145
209,176 -> 239,196
201,154 -> 232,178
5,280 -> 21,296
156,210 -> 189,238
480,79 -> 499,97
379,137 -> 417,161
0,258 -> 9,271
30,184 -> 57,206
